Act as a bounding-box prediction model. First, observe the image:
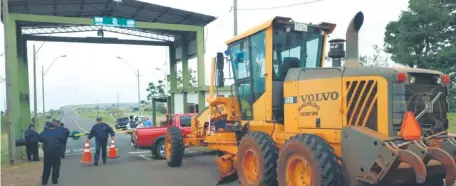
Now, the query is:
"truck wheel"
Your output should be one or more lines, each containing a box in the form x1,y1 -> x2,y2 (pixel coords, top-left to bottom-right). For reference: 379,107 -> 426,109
152,139 -> 166,159
277,134 -> 342,186
237,131 -> 278,186
165,127 -> 184,167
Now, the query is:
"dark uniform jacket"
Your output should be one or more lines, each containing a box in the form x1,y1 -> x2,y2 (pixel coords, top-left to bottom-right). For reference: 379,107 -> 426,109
24,129 -> 40,144
56,127 -> 70,144
39,129 -> 65,153
88,123 -> 115,141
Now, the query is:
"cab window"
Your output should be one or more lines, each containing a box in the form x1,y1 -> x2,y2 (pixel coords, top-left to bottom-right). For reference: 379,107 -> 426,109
272,24 -> 324,80
230,41 -> 250,80
250,31 -> 266,101
229,39 -> 253,119
180,116 -> 192,127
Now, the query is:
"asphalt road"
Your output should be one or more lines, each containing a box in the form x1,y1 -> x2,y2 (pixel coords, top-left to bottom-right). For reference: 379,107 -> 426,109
54,108 -> 240,186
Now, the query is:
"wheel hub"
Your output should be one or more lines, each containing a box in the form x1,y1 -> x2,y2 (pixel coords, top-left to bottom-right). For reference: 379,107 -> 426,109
286,154 -> 312,186
165,136 -> 172,160
160,144 -> 165,156
242,149 -> 260,184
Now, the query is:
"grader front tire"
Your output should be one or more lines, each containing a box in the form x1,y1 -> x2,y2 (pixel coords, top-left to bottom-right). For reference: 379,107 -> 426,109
237,131 -> 278,186
277,134 -> 342,186
165,127 -> 184,167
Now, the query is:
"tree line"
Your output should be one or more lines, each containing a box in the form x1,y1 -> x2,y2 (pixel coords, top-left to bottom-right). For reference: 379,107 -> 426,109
360,0 -> 455,111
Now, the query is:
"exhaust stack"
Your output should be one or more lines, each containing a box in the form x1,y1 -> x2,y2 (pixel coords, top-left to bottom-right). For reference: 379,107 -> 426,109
343,11 -> 364,67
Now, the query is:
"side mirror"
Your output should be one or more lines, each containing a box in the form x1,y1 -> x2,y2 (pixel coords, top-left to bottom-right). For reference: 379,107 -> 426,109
216,52 -> 224,70
215,53 -> 225,87
216,70 -> 225,87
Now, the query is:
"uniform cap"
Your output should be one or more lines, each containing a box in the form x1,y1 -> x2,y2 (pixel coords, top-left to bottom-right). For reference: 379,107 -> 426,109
96,117 -> 102,121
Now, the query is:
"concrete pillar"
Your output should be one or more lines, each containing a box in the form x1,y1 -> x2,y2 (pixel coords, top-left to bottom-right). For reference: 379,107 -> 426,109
196,29 -> 206,113
169,45 -> 177,114
181,36 -> 189,113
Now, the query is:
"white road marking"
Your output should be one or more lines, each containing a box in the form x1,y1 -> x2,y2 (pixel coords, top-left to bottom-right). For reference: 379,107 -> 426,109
128,151 -> 150,154
138,154 -> 152,160
65,147 -> 118,154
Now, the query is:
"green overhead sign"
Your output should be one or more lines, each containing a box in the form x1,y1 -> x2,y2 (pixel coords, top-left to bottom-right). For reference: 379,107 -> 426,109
93,16 -> 136,28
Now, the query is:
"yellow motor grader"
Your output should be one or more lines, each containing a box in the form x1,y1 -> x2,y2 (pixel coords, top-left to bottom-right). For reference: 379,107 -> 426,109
164,11 -> 456,186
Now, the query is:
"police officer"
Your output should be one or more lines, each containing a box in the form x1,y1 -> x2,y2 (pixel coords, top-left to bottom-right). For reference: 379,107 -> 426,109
55,121 -> 70,159
24,124 -> 40,161
39,122 -> 64,185
87,117 -> 115,166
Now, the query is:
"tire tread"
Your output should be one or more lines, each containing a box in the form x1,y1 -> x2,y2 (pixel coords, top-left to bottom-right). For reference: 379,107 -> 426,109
238,131 -> 278,186
166,127 -> 184,167
278,134 -> 342,186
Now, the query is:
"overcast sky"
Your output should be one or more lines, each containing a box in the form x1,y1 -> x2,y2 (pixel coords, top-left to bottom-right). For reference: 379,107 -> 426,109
0,0 -> 409,111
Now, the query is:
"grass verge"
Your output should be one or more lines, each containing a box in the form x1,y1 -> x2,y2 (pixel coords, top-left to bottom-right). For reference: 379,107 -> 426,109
75,108 -> 117,127
1,160 -> 43,186
449,112 -> 456,132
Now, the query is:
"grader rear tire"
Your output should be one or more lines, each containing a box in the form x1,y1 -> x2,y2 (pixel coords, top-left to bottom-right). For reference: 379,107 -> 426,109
277,134 -> 342,186
165,127 -> 184,167
237,131 -> 278,186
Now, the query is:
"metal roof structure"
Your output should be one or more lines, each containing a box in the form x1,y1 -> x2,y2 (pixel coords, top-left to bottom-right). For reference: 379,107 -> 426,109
3,0 -> 216,43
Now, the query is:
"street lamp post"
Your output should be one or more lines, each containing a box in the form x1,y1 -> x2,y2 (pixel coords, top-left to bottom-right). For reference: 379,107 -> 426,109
154,67 -> 168,91
116,56 -> 141,116
32,45 -> 38,125
42,55 -> 67,116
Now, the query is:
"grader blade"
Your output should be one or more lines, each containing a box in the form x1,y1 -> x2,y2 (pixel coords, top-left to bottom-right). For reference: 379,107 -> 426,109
216,154 -> 238,185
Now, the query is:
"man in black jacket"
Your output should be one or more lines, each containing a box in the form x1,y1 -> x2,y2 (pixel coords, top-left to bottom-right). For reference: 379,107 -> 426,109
39,122 -> 65,185
55,121 -> 70,159
24,124 -> 40,161
87,117 -> 115,166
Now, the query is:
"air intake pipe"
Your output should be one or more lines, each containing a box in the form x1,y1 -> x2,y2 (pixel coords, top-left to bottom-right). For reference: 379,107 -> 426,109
343,11 -> 364,67
328,38 -> 346,67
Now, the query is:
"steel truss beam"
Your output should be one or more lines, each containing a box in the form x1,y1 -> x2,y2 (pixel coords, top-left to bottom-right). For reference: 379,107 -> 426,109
21,26 -> 175,42
23,35 -> 171,46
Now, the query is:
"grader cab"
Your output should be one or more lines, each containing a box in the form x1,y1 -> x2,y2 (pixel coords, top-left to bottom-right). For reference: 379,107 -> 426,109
164,11 -> 456,186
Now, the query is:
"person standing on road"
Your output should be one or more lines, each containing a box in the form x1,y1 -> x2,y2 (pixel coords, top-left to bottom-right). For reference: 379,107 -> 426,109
87,117 -> 115,166
24,124 -> 40,162
143,117 -> 152,127
128,115 -> 135,129
39,122 -> 64,185
55,121 -> 70,159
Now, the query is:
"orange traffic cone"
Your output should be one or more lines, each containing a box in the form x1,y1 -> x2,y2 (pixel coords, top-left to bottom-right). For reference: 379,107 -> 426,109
108,139 -> 118,159
80,140 -> 92,163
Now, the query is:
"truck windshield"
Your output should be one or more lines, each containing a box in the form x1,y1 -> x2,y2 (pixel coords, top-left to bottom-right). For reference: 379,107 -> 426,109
180,116 -> 192,127
272,23 -> 324,80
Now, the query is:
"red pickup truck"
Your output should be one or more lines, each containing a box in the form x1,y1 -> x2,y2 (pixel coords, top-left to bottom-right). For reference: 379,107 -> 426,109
130,113 -> 196,159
